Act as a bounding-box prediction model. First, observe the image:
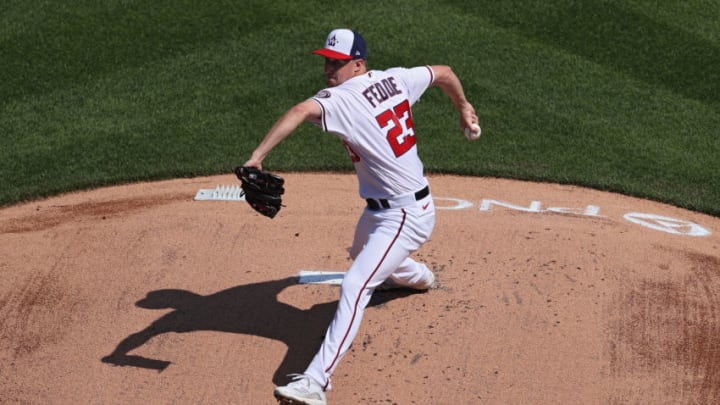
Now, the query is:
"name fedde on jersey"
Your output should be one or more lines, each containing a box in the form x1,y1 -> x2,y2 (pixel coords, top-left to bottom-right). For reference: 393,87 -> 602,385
362,76 -> 402,108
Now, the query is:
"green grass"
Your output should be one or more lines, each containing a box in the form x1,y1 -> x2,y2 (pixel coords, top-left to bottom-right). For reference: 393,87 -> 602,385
1,0 -> 718,216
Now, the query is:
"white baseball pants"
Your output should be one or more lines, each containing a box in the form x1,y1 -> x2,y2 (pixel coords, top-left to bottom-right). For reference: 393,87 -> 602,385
304,193 -> 435,390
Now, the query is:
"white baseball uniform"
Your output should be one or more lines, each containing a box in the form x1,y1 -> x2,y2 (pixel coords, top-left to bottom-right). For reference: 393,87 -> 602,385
304,66 -> 437,390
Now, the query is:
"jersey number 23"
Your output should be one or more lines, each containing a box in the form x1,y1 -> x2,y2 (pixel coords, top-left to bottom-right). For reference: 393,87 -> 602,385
343,99 -> 416,162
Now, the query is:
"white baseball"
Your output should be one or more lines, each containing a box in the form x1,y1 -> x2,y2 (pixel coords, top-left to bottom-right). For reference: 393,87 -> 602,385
464,124 -> 481,140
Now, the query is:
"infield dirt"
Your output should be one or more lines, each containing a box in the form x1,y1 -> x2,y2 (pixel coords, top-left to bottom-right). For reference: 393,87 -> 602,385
1,173 -> 718,404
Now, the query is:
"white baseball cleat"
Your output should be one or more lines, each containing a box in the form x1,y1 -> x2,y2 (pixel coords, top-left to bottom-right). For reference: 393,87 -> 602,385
274,374 -> 327,405
376,271 -> 437,291
424,271 -> 438,289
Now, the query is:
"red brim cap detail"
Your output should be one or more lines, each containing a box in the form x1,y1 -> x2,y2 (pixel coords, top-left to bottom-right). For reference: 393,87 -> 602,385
312,48 -> 353,60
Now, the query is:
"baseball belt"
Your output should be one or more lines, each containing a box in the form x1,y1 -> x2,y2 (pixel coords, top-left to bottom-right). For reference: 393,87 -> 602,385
366,185 -> 430,211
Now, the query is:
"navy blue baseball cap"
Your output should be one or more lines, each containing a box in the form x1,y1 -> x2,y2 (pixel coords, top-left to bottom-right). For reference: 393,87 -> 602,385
312,29 -> 367,60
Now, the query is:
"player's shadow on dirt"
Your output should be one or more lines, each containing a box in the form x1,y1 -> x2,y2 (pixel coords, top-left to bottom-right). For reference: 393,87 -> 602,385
101,276 -> 424,384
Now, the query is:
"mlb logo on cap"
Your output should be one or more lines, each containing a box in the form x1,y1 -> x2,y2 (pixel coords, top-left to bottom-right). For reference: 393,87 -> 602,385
312,29 -> 367,60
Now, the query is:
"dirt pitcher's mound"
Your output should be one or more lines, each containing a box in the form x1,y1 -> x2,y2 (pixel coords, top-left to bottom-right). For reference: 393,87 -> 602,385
0,173 -> 718,404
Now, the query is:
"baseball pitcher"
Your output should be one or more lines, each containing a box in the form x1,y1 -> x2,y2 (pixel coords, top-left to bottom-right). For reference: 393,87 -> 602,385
242,28 -> 480,405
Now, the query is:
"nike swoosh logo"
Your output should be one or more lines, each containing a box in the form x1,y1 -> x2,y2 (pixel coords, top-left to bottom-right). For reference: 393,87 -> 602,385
422,202 -> 430,210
